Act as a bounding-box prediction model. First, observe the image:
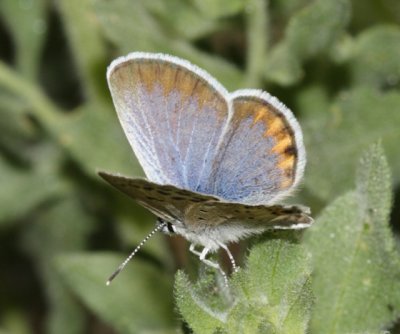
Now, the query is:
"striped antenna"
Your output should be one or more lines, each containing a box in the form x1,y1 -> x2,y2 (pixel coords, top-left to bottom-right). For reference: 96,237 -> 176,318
106,222 -> 167,285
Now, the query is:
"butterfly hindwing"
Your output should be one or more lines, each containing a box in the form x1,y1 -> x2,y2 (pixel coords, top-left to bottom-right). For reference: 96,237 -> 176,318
203,90 -> 306,205
185,201 -> 313,229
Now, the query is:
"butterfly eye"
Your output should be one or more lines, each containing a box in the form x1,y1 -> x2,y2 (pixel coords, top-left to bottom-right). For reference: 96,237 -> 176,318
166,222 -> 176,234
156,218 -> 175,234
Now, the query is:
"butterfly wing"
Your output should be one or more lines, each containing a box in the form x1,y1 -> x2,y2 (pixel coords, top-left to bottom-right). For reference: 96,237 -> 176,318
100,171 -> 313,248
107,52 -> 229,190
185,201 -> 313,230
199,90 -> 306,205
98,171 -> 220,223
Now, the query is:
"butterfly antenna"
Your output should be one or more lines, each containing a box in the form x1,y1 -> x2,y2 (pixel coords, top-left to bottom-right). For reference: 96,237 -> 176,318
106,222 -> 167,285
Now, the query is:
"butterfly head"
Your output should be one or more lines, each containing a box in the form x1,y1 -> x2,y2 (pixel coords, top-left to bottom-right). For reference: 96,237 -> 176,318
157,218 -> 176,235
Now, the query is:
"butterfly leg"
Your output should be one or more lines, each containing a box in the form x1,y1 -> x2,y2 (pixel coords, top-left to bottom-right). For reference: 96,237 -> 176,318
189,243 -> 202,257
189,244 -> 229,286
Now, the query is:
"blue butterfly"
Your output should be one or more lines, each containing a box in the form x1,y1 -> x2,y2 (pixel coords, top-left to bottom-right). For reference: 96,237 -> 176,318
100,52 -> 313,284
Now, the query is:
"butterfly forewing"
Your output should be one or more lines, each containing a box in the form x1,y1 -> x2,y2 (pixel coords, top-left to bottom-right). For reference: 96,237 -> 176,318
99,171 -> 220,223
107,53 -> 229,190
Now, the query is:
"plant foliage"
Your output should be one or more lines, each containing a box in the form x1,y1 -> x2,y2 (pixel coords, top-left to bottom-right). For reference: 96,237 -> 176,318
0,0 -> 399,333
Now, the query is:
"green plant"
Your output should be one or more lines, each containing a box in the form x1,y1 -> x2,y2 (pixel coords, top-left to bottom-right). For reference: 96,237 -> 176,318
175,143 -> 400,333
0,0 -> 399,333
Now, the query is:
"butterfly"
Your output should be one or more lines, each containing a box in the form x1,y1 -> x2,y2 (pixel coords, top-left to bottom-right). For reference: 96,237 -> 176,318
100,52 -> 313,284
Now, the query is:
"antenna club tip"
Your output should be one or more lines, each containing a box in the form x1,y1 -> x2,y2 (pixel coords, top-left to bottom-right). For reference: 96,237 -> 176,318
106,280 -> 111,286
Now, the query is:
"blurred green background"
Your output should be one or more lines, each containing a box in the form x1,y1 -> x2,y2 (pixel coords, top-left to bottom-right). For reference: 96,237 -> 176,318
0,0 -> 399,333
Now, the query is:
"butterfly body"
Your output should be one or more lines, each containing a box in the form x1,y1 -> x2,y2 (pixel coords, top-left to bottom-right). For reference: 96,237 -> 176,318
101,52 -> 313,272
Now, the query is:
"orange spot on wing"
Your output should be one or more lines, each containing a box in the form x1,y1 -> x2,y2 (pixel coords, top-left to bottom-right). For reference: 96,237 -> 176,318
175,70 -> 196,99
264,116 -> 284,137
272,136 -> 297,189
158,63 -> 178,96
271,136 -> 292,154
280,178 -> 293,189
252,107 -> 270,125
131,61 -> 225,113
278,155 -> 295,170
135,62 -> 158,92
232,96 -> 299,191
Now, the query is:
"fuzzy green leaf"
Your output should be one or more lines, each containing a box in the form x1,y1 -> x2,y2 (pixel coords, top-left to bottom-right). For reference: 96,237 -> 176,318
265,43 -> 303,86
349,25 -> 400,89
0,311 -> 31,334
54,105 -> 142,177
58,0 -> 108,102
0,61 -> 140,177
350,0 -> 400,31
175,234 -> 313,334
144,0 -> 217,40
55,253 -> 176,333
22,197 -> 94,334
285,0 -> 351,58
93,0 -> 163,52
0,143 -> 67,224
304,87 -> 400,201
0,91 -> 37,160
304,143 -> 400,333
244,0 -> 269,88
93,0 -> 244,90
191,0 -> 245,19
0,0 -> 48,79
227,235 -> 313,334
295,84 -> 331,119
266,0 -> 350,85
269,0 -> 312,19
175,270 -> 226,334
